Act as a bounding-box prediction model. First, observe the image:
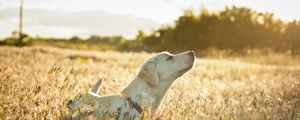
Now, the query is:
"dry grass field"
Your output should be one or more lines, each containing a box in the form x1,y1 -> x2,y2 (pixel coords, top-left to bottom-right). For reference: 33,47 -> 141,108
0,46 -> 300,120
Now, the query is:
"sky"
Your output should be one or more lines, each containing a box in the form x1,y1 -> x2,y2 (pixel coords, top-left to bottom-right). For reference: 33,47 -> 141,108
1,0 -> 300,39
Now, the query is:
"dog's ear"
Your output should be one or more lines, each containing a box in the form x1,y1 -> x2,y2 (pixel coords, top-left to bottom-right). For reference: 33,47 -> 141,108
90,79 -> 103,94
138,61 -> 160,88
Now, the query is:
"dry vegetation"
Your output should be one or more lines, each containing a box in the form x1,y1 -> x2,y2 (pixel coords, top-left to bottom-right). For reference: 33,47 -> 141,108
0,46 -> 300,120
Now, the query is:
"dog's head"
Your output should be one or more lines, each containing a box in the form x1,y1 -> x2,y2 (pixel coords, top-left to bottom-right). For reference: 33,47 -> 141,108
67,79 -> 102,112
138,51 -> 195,88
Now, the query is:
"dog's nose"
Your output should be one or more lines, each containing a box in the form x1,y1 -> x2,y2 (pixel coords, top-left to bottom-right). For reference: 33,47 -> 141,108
188,50 -> 195,56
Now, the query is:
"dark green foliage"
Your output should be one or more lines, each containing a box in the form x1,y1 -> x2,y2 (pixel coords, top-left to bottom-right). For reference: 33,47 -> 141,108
87,35 -> 124,45
138,6 -> 300,53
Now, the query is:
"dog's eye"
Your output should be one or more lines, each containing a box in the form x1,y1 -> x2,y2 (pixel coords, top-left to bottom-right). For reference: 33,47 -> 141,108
166,56 -> 173,61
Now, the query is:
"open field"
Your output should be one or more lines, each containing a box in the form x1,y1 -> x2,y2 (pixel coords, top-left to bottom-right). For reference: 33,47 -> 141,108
0,46 -> 300,119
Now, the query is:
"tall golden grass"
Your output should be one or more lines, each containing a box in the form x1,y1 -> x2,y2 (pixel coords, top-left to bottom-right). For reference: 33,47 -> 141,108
0,46 -> 299,119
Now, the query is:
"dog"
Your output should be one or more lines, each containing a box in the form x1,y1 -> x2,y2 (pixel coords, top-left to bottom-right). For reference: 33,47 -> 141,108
67,51 -> 195,119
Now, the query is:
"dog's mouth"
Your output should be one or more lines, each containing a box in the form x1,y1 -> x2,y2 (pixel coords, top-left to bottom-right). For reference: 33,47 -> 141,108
176,65 -> 193,77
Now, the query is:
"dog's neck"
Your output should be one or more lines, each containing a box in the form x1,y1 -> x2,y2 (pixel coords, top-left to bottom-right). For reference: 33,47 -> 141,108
121,76 -> 174,110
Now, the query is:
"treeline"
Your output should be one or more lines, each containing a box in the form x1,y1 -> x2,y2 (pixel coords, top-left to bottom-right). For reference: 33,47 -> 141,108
138,6 -> 300,53
1,6 -> 300,53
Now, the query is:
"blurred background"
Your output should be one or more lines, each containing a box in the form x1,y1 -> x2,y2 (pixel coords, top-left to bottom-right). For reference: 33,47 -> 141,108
1,0 -> 300,54
1,1 -> 300,119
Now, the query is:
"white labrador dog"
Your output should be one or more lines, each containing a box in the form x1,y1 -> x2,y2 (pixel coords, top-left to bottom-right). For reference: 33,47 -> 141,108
68,51 -> 195,119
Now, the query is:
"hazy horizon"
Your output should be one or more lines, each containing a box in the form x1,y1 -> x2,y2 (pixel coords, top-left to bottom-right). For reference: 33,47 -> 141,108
1,0 -> 300,39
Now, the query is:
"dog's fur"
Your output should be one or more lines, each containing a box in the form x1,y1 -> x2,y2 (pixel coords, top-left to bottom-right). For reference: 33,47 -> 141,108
68,51 -> 195,119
